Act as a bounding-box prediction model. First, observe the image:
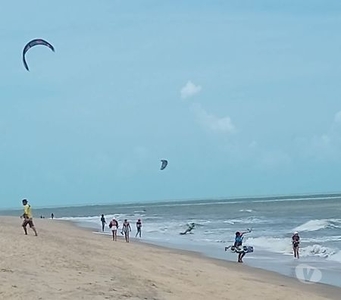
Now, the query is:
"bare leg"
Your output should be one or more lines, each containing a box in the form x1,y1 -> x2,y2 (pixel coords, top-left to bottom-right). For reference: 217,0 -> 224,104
31,226 -> 38,236
238,252 -> 245,263
22,224 -> 28,235
293,247 -> 297,258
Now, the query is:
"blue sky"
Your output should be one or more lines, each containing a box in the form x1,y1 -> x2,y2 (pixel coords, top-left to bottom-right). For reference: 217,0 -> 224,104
1,0 -> 341,208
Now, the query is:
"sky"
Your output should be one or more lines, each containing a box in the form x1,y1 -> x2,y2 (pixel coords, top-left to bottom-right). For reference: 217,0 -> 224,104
0,0 -> 341,208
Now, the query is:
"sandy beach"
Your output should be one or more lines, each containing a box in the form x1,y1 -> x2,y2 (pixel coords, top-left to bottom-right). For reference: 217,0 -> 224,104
0,216 -> 340,300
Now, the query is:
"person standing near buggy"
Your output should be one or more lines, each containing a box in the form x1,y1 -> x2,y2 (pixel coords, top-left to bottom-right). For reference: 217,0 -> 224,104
21,199 -> 38,236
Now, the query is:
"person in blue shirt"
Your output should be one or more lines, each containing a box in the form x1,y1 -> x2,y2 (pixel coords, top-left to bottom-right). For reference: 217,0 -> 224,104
234,230 -> 250,263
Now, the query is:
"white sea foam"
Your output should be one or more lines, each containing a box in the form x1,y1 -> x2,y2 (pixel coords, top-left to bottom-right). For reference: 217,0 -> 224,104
304,236 -> 341,243
294,219 -> 341,232
57,213 -> 341,264
244,236 -> 341,261
300,244 -> 338,258
48,196 -> 341,288
58,214 -> 126,223
246,237 -> 292,254
223,217 -> 268,225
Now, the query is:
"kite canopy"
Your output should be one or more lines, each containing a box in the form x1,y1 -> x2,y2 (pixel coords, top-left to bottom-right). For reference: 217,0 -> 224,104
22,38 -> 55,71
160,159 -> 168,170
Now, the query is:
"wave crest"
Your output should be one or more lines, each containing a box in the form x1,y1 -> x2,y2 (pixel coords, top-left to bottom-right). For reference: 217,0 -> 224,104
294,219 -> 341,232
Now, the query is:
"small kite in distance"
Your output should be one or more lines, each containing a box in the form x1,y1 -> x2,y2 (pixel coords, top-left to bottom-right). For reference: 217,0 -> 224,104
22,38 -> 55,71
160,159 -> 168,170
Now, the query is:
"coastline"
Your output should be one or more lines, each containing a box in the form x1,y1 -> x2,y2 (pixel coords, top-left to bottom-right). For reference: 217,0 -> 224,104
1,216 -> 341,300
137,237 -> 341,289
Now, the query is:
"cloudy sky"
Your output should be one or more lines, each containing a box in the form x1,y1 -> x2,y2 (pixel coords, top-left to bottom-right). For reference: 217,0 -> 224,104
1,0 -> 341,208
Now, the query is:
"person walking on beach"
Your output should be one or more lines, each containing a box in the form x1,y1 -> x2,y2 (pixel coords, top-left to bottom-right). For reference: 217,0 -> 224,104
100,214 -> 106,232
233,230 -> 251,263
135,219 -> 142,238
121,219 -> 131,243
21,199 -> 38,236
51,213 -> 54,219
292,231 -> 300,259
109,218 -> 119,241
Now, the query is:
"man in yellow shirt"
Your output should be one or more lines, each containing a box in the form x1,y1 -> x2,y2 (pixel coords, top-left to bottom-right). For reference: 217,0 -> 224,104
21,199 -> 38,236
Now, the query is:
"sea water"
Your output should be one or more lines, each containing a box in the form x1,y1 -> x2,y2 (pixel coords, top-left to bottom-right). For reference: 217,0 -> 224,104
3,193 -> 341,287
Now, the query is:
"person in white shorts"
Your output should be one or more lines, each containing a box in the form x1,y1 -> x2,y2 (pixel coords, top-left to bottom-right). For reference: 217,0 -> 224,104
109,218 -> 118,241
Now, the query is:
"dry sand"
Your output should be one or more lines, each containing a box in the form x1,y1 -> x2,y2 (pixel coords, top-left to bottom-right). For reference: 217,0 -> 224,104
0,216 -> 340,300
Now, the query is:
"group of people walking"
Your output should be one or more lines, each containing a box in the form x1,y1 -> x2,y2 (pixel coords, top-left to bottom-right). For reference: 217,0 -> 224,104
101,214 -> 142,243
19,199 -> 143,244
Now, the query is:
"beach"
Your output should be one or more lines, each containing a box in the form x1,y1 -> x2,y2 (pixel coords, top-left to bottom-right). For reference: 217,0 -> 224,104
0,217 -> 340,300
23,196 -> 341,288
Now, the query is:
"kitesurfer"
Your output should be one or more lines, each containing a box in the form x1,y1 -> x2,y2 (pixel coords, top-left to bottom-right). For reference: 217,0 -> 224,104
180,223 -> 195,235
224,229 -> 251,263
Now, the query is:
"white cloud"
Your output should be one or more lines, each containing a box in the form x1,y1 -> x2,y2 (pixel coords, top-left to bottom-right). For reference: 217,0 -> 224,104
180,81 -> 202,99
190,103 -> 236,134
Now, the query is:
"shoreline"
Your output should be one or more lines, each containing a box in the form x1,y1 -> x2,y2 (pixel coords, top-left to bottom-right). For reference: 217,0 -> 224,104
63,216 -> 341,289
139,238 -> 341,289
59,218 -> 341,298
2,216 -> 341,300
116,234 -> 341,290
78,222 -> 341,289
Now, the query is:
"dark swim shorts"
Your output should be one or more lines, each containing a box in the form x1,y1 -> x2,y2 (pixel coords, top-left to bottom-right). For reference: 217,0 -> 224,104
22,218 -> 34,228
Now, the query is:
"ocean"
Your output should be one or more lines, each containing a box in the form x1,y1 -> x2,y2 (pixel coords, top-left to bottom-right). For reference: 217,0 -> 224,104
2,193 -> 341,287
